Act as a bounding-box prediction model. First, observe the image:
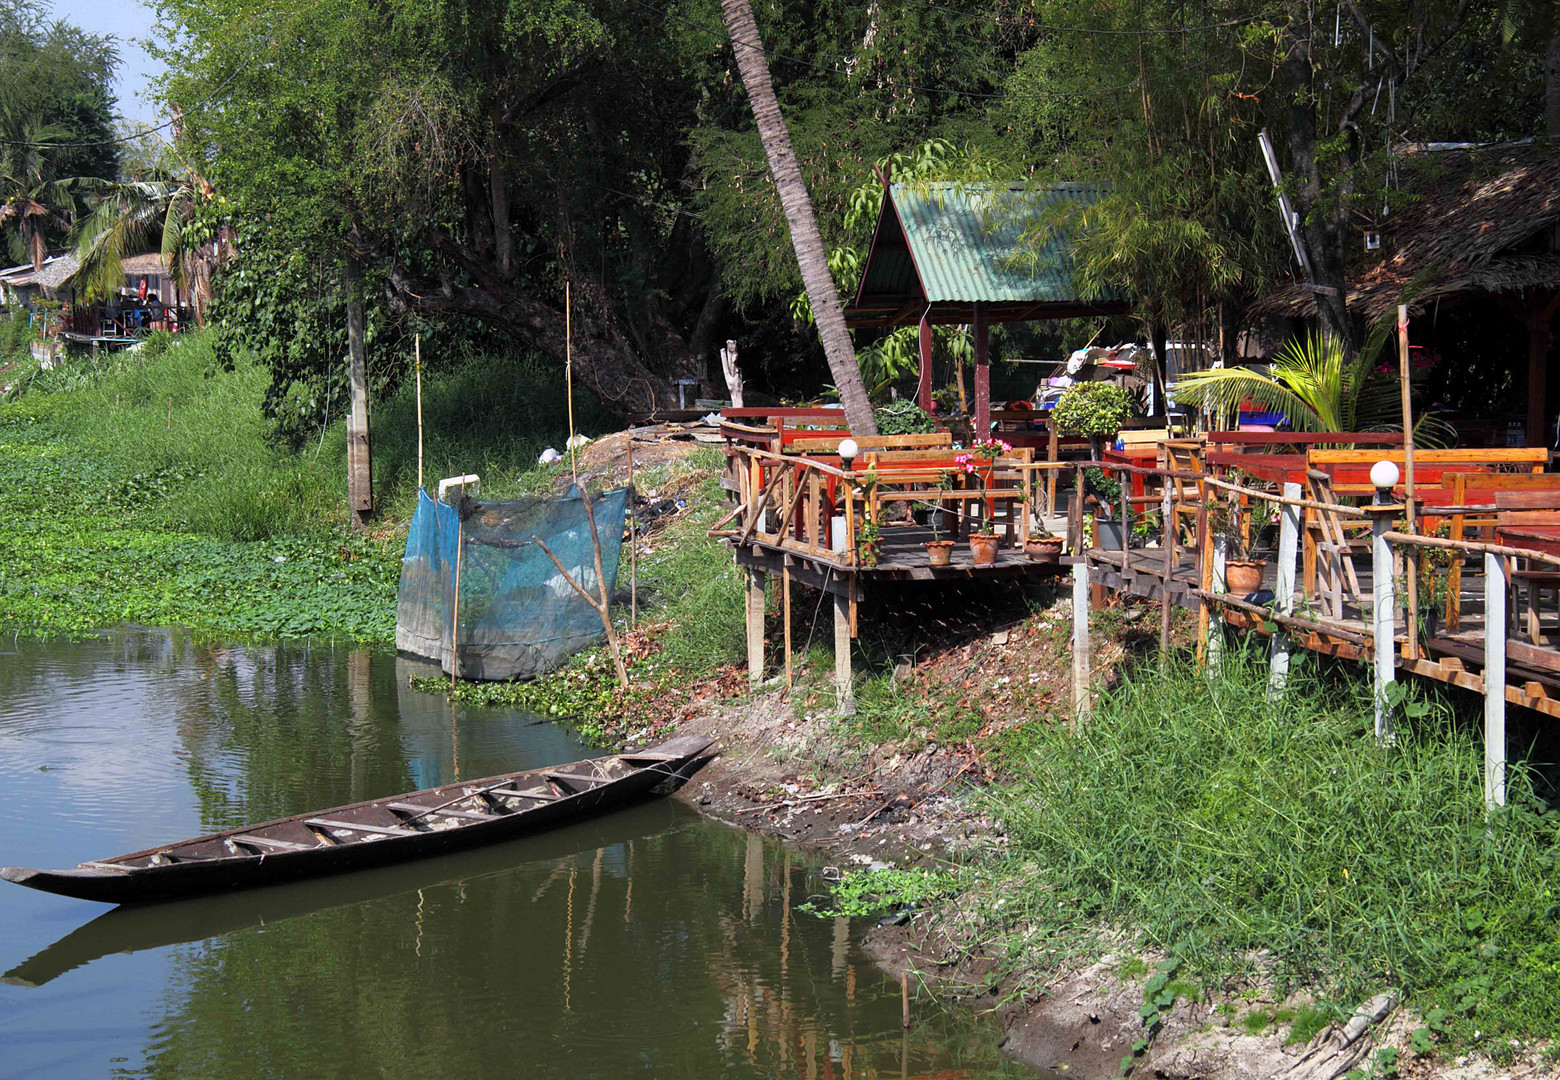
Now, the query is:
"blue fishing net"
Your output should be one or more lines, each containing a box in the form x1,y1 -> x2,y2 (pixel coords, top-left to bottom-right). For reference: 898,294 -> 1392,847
396,486 -> 630,680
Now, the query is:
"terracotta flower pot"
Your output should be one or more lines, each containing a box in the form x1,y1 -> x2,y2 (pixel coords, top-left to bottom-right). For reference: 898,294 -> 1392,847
968,533 -> 999,566
924,540 -> 955,567
1224,559 -> 1267,595
1024,537 -> 1063,564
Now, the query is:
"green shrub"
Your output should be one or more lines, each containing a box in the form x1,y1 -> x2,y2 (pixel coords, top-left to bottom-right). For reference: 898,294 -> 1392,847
874,398 -> 936,436
1050,381 -> 1131,437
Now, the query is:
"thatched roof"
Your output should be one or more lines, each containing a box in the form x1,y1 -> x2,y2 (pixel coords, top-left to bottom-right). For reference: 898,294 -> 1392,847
120,252 -> 172,275
1256,140 -> 1560,319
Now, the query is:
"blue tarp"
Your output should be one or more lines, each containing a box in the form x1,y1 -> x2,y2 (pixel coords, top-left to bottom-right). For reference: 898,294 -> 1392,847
396,486 -> 629,680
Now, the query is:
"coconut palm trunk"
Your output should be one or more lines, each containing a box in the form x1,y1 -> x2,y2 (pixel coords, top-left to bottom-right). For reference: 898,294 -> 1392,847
720,0 -> 877,436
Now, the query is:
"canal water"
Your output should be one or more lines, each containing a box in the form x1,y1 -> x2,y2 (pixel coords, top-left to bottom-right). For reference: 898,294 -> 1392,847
0,630 -> 1034,1079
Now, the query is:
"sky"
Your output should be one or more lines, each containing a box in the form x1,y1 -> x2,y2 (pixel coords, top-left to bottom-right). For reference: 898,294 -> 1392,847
54,0 -> 167,127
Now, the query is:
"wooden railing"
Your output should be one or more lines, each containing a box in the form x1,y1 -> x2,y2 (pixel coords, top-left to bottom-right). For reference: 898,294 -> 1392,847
1068,454 -> 1560,810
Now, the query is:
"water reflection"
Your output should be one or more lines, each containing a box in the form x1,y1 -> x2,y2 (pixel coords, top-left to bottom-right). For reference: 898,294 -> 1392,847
0,631 -> 1032,1079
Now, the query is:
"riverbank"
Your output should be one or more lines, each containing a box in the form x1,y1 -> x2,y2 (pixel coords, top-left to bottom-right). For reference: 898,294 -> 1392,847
5,335 -> 1555,1078
431,435 -> 1560,1080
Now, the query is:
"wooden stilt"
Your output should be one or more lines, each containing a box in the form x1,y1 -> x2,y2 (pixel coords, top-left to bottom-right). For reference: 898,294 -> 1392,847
1208,535 -> 1227,670
1269,481 -> 1301,699
1072,559 -> 1091,720
1195,504 -> 1212,665
1485,553 -> 1508,810
1159,482 -> 1174,669
450,518 -> 463,687
833,588 -> 853,715
746,567 -> 766,687
782,562 -> 792,695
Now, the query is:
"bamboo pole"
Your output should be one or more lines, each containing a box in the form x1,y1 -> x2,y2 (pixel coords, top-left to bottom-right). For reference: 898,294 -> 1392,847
415,333 -> 424,493
450,517 -> 463,688
626,439 -> 637,627
1399,304 -> 1419,660
566,281 -> 577,486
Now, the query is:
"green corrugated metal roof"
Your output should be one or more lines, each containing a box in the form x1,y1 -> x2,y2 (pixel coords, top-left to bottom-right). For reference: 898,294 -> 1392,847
864,181 -> 1111,304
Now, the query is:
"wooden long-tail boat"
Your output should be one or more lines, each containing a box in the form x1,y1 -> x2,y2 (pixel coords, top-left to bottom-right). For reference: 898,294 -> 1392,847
1,735 -> 715,906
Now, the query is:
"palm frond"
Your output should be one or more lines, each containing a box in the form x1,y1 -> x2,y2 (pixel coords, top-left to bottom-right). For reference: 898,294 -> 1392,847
1172,367 -> 1324,431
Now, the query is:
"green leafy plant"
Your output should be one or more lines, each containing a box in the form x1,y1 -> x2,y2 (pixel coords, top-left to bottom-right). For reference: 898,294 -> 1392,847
799,866 -> 957,919
1051,382 -> 1132,441
874,398 -> 936,436
856,519 -> 882,566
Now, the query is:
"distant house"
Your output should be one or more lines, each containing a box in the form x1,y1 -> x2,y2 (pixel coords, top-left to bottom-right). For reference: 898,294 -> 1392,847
0,251 -> 191,345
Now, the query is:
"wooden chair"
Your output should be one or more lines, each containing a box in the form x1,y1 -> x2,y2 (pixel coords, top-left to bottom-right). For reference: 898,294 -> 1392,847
1495,490 -> 1560,646
1443,472 -> 1560,629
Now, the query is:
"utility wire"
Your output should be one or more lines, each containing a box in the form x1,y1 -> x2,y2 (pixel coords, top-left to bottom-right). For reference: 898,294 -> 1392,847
0,43 -> 257,149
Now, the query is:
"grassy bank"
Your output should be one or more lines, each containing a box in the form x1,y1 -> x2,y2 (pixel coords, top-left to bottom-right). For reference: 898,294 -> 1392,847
0,326 -> 612,642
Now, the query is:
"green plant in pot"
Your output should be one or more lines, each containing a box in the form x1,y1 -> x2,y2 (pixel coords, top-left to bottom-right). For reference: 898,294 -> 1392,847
1050,381 -> 1132,459
1414,525 -> 1460,639
1084,467 -> 1125,550
916,500 -> 956,566
1024,519 -> 1063,564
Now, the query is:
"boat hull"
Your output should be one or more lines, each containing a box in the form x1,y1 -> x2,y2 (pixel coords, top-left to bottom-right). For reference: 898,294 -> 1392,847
1,736 -> 714,906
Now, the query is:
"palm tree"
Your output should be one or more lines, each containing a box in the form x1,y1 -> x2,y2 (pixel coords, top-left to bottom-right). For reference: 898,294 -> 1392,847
70,172 -> 224,322
1172,331 -> 1451,444
720,0 -> 877,436
0,120 -> 77,270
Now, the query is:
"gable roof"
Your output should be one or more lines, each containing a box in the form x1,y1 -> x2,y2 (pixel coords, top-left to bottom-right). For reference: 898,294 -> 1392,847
845,180 -> 1128,328
1257,141 -> 1560,319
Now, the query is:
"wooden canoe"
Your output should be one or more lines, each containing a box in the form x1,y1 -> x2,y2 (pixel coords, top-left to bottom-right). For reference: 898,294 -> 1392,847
1,734 -> 715,906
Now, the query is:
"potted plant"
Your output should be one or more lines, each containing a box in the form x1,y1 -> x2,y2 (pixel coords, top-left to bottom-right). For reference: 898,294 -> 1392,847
1209,490 -> 1266,595
922,511 -> 955,567
1415,526 -> 1460,639
1024,521 -> 1063,564
968,529 -> 999,565
1084,467 -> 1125,550
856,519 -> 882,567
1049,381 -> 1132,460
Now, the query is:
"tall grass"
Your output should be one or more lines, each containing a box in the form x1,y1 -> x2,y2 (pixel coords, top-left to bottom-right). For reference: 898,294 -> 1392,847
1,330 -> 618,543
987,649 -> 1560,1042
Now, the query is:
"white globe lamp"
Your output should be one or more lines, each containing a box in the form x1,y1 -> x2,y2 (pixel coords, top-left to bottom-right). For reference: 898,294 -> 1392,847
838,438 -> 859,469
1369,459 -> 1400,493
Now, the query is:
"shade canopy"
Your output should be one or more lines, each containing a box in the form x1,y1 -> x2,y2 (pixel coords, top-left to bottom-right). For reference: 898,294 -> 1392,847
844,180 -> 1128,328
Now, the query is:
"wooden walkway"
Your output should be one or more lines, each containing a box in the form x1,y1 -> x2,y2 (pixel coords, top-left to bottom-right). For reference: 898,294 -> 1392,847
1083,542 -> 1560,720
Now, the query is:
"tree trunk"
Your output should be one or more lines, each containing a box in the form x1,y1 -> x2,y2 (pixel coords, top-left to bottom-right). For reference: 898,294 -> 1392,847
1548,31 -> 1560,138
720,0 -> 877,436
345,253 -> 373,531
1283,15 -> 1356,355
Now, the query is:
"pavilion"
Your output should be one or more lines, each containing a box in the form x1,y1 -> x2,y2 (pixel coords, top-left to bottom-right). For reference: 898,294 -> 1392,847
843,179 -> 1129,433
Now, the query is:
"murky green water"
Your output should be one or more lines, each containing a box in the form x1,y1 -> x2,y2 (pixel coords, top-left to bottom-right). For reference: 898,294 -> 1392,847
0,631 -> 1032,1079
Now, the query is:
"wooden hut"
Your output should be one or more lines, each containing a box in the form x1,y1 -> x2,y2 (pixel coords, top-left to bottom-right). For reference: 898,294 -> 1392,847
1257,141 -> 1560,444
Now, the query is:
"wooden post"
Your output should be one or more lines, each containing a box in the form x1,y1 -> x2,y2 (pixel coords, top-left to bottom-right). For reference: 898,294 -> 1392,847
1484,552 -> 1507,810
1399,305 -> 1419,660
345,253 -> 372,530
917,311 -> 933,413
1159,479 -> 1173,668
973,303 -> 990,437
782,562 -> 792,694
566,282 -> 578,486
833,587 -> 853,715
1071,559 -> 1091,719
901,969 -> 911,1028
1195,503 -> 1212,665
626,440 -> 637,627
1371,495 -> 1396,742
415,334 -> 424,493
746,567 -> 766,687
1269,481 -> 1302,698
1209,534 -> 1227,670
